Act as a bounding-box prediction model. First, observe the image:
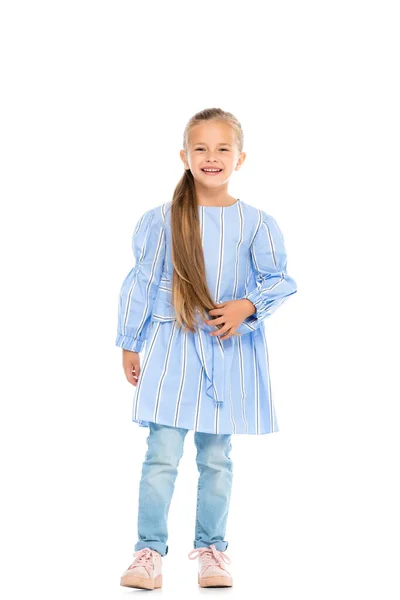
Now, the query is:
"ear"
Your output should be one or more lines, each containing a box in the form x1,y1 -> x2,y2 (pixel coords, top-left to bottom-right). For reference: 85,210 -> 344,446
180,149 -> 189,169
235,152 -> 247,170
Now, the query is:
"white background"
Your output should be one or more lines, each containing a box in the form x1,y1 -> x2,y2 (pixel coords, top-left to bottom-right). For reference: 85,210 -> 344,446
1,1 -> 399,598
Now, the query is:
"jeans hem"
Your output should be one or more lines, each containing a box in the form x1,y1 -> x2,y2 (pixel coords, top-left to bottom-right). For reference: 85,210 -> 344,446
134,541 -> 168,556
193,541 -> 228,552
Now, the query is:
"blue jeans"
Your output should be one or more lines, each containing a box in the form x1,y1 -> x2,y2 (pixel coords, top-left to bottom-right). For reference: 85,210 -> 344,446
134,422 -> 233,556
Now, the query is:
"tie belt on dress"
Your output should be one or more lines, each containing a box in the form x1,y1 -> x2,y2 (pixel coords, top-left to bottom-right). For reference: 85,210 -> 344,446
151,311 -> 235,407
192,320 -> 236,407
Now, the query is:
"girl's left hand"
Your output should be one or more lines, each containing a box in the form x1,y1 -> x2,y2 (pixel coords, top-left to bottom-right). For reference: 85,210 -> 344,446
204,299 -> 256,340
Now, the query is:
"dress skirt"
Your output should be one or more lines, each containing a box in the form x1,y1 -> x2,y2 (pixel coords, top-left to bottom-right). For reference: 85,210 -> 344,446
131,318 -> 279,435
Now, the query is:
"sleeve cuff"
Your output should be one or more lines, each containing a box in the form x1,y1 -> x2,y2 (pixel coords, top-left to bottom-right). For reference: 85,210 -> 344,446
115,333 -> 145,353
244,288 -> 269,320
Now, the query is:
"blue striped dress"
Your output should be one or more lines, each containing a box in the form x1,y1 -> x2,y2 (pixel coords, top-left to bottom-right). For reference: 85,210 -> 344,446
115,198 -> 297,435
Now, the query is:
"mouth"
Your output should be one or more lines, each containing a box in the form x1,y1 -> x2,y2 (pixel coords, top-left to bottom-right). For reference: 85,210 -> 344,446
201,168 -> 223,176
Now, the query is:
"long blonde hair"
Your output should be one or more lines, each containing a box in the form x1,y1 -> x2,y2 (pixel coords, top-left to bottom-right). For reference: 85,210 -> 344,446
170,107 -> 244,335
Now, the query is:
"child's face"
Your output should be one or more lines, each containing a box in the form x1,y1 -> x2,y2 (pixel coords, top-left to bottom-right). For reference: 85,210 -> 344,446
180,120 -> 246,188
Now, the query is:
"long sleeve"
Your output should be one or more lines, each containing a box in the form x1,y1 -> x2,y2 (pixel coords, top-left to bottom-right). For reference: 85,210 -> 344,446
241,210 -> 297,331
115,207 -> 165,352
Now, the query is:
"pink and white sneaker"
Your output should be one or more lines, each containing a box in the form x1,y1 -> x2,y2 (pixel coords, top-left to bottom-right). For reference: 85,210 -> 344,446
120,547 -> 163,590
188,544 -> 233,587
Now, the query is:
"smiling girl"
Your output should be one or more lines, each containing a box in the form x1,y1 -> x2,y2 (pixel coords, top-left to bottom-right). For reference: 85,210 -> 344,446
116,107 -> 297,590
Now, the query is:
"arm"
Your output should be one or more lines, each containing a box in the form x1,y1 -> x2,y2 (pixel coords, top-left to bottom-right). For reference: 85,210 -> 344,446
240,210 -> 297,332
115,207 -> 165,352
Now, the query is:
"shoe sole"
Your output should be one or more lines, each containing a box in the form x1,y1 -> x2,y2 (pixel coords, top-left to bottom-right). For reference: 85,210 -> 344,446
198,574 -> 233,587
120,573 -> 162,589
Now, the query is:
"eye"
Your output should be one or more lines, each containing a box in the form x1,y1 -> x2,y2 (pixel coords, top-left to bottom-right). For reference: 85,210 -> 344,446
195,148 -> 205,151
219,148 -> 228,151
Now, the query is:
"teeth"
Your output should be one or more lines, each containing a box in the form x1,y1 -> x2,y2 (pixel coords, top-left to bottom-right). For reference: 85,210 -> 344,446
203,168 -> 221,172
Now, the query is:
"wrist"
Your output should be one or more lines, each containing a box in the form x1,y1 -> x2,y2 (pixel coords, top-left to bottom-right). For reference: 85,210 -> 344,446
242,298 -> 256,316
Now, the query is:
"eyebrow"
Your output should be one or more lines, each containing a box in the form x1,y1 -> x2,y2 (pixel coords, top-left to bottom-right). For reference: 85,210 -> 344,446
192,142 -> 232,146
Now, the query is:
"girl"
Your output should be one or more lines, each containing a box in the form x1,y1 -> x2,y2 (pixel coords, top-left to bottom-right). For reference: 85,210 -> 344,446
116,108 -> 297,589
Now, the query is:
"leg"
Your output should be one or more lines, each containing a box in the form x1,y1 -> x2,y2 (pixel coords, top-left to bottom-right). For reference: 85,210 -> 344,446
193,431 -> 233,551
135,422 -> 188,556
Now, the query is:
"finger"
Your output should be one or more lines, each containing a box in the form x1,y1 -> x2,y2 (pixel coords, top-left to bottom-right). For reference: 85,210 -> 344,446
125,371 -> 137,386
124,369 -> 134,385
125,364 -> 140,386
206,317 -> 224,326
218,332 -> 232,340
132,365 -> 140,384
131,358 -> 140,373
219,324 -> 236,340
220,328 -> 235,340
209,305 -> 226,315
210,325 -> 230,337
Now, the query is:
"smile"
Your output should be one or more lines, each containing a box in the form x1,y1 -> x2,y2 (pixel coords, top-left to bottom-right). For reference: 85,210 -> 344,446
201,168 -> 222,175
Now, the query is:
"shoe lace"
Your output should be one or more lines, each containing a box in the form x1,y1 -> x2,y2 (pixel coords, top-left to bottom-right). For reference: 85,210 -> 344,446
188,544 -> 232,572
128,548 -> 157,577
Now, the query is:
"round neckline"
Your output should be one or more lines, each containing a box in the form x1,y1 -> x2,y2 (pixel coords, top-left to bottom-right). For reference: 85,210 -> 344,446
197,198 -> 240,208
